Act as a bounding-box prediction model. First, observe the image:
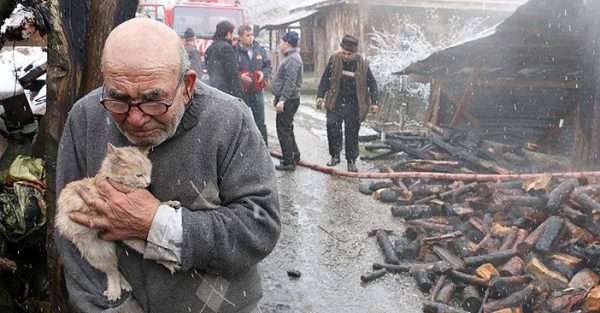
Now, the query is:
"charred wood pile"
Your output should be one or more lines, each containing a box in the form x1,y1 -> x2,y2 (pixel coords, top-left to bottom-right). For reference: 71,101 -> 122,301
361,175 -> 600,312
360,123 -> 569,176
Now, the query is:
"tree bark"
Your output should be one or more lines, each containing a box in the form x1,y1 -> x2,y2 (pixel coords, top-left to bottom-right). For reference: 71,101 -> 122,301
39,1 -> 137,311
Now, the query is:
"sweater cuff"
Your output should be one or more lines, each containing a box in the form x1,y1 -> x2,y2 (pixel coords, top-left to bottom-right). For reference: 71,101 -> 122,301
144,204 -> 182,264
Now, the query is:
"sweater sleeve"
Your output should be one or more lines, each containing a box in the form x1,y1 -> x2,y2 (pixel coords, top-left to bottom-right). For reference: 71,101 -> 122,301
180,102 -> 281,275
366,65 -> 379,105
56,106 -> 142,312
316,56 -> 333,98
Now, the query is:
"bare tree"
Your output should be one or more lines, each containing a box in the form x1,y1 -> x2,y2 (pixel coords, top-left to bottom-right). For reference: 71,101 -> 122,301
38,0 -> 137,310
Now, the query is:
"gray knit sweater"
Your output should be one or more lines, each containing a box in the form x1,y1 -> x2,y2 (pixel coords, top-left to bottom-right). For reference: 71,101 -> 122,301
55,81 -> 280,313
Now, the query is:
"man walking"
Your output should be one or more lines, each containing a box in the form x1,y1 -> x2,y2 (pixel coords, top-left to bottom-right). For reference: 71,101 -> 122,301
271,31 -> 303,171
205,20 -> 242,97
316,34 -> 380,172
235,24 -> 271,146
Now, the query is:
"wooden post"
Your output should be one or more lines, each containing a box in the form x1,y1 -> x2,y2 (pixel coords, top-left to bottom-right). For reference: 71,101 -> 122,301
450,62 -> 482,126
39,1 -> 137,311
427,81 -> 442,125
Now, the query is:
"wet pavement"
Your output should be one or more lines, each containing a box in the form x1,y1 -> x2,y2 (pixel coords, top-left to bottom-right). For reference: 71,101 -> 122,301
258,97 -> 424,312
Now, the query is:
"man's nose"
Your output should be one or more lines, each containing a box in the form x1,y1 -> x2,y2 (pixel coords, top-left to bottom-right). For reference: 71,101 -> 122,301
126,106 -> 151,127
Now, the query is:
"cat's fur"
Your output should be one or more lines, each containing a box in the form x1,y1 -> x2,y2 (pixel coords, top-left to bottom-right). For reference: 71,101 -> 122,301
56,143 -> 180,301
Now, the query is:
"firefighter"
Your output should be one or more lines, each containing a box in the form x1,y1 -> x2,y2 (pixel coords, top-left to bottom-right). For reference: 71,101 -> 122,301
316,34 -> 380,172
235,24 -> 271,146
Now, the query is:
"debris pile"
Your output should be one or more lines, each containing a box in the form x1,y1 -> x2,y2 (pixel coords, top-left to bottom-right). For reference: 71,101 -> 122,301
362,175 -> 600,313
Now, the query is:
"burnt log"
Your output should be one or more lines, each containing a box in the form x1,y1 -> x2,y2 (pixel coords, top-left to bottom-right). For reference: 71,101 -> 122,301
407,220 -> 455,232
415,182 -> 479,204
461,285 -> 482,313
525,256 -> 568,290
391,205 -> 437,220
489,276 -> 532,299
464,249 -> 518,267
435,282 -> 456,304
482,284 -> 534,313
495,196 -> 546,210
429,274 -> 448,301
562,205 -> 588,224
534,216 -> 563,253
450,270 -> 488,287
498,227 -> 518,251
498,257 -> 525,277
413,269 -> 434,292
518,219 -> 548,251
545,179 -> 579,214
584,285 -> 600,312
394,237 -> 419,260
510,229 -> 528,250
360,268 -> 387,283
475,263 -> 500,282
424,231 -> 464,245
431,136 -> 510,174
563,219 -> 595,244
568,268 -> 600,292
575,193 -> 600,215
433,245 -> 466,271
422,300 -> 470,313
375,229 -> 400,265
372,263 -> 411,273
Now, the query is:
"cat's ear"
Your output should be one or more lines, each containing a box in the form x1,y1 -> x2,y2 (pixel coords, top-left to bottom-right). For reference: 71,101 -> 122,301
137,145 -> 151,155
107,143 -> 118,154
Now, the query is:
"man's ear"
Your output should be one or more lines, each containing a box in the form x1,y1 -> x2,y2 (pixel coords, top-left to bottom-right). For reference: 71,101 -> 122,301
184,71 -> 196,101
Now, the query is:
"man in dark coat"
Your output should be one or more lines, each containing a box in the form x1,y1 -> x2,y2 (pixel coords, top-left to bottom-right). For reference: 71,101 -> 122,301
204,20 -> 242,98
316,34 -> 380,172
182,27 -> 203,77
235,24 -> 272,146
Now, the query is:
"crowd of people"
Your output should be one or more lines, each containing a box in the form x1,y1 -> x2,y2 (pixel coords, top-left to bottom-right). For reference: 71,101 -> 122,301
195,20 -> 380,172
54,17 -> 380,312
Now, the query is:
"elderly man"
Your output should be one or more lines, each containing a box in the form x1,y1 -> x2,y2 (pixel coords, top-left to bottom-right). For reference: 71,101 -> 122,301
56,18 -> 280,313
316,34 -> 379,172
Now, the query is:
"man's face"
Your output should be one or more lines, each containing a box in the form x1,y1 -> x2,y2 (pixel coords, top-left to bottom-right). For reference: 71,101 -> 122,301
341,49 -> 355,60
240,30 -> 254,47
279,40 -> 289,53
103,70 -> 191,147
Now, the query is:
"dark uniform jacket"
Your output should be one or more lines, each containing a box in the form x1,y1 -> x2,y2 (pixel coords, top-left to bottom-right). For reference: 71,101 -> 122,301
205,37 -> 243,98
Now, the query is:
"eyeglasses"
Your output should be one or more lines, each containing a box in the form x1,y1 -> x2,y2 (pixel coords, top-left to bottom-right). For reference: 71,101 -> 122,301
100,75 -> 186,116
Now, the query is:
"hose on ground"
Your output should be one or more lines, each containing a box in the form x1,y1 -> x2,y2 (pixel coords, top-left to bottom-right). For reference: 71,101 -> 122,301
270,150 -> 600,182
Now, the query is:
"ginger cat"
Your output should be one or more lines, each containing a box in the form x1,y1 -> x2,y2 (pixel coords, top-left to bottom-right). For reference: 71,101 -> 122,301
56,143 -> 180,301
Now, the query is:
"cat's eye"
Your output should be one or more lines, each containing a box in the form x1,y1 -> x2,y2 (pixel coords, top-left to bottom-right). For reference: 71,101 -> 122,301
136,174 -> 144,178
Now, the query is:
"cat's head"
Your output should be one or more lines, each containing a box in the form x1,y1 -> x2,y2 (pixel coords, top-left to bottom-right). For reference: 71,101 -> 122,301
98,143 -> 152,188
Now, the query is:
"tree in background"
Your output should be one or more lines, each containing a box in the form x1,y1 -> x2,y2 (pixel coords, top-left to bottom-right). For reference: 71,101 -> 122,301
38,0 -> 136,311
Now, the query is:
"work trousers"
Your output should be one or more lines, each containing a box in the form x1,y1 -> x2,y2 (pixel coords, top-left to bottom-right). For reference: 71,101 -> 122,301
275,98 -> 301,165
243,91 -> 268,146
326,95 -> 361,162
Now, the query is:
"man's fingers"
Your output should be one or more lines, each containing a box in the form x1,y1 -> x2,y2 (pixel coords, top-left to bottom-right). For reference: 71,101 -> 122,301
75,186 -> 109,214
69,212 -> 111,230
95,177 -> 122,198
99,231 -> 118,241
108,179 -> 134,194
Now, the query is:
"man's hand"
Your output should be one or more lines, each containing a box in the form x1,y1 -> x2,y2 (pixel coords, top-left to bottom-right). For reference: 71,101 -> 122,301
240,72 -> 252,84
257,71 -> 264,82
316,98 -> 324,110
275,101 -> 285,113
69,178 -> 160,241
369,104 -> 380,114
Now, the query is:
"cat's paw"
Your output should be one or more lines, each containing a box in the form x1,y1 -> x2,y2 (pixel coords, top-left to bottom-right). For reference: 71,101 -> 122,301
104,286 -> 122,301
120,274 -> 132,292
159,261 -> 181,274
164,200 -> 181,209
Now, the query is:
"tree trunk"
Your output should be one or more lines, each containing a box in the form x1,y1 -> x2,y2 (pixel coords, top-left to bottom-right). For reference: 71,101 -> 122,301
38,1 -> 137,311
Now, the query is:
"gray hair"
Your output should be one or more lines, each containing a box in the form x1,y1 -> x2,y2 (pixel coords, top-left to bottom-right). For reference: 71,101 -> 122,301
179,45 -> 191,77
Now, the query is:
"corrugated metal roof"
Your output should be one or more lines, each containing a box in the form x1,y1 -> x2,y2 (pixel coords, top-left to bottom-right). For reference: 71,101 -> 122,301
290,0 -> 526,13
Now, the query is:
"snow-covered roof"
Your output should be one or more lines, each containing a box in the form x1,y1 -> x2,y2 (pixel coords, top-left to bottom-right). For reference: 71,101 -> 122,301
260,9 -> 319,30
290,0 -> 527,13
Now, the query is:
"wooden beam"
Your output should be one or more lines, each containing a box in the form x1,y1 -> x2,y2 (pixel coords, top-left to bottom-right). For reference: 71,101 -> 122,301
451,62 -> 482,126
427,83 -> 442,125
440,86 -> 481,128
536,102 -> 578,148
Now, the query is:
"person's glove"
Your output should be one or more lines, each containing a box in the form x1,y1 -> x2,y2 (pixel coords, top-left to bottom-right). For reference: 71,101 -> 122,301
316,98 -> 324,110
275,101 -> 285,113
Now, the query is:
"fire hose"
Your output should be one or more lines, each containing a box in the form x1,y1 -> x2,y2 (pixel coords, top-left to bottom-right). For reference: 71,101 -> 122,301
270,150 -> 600,182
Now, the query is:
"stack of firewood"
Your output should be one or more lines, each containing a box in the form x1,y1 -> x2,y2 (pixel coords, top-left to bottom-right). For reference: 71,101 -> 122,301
360,123 -> 568,175
361,176 -> 600,313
